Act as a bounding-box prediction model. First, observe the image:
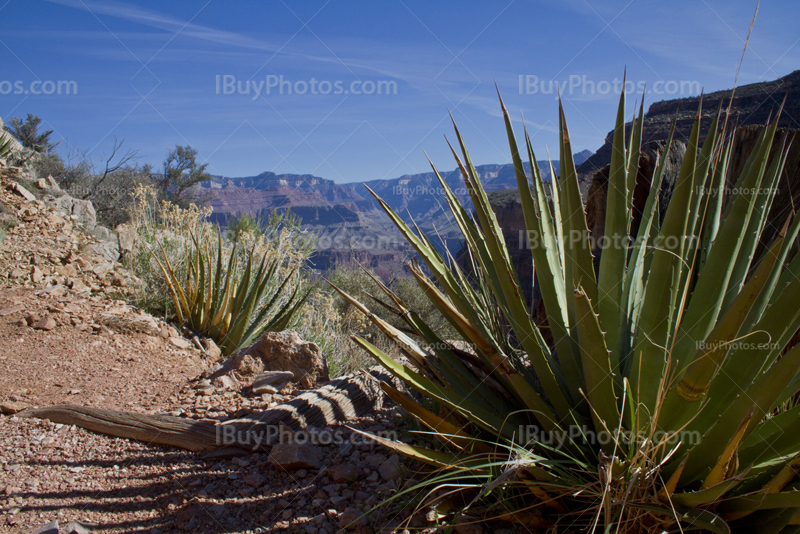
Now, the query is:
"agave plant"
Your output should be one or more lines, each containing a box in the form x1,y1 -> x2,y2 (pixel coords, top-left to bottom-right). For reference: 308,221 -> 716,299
0,131 -> 15,159
330,82 -> 800,532
152,229 -> 310,355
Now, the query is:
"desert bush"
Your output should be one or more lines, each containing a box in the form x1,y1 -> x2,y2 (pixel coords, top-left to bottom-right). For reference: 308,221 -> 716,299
153,145 -> 213,208
336,86 -> 800,533
126,184 -> 218,314
5,114 -> 55,153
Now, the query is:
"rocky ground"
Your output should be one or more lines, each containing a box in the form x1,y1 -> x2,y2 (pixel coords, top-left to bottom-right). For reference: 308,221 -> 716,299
0,157 -> 511,534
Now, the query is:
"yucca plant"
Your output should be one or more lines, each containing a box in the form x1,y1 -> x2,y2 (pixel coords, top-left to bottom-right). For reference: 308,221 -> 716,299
152,229 -> 311,355
0,131 -> 15,159
330,82 -> 800,533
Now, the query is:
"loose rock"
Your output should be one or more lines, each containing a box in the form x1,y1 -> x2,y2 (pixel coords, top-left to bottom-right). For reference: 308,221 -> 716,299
269,442 -> 323,470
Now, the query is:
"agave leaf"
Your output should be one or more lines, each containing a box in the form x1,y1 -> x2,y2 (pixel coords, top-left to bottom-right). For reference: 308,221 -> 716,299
621,119 -> 677,369
518,122 -> 578,403
573,286 -> 620,450
626,93 -> 645,208
741,405 -> 800,453
351,335 -> 525,438
155,241 -> 191,320
700,407 -> 754,489
327,280 -> 437,379
718,485 -> 800,513
450,111 -> 572,421
380,382 -> 492,454
657,455 -> 688,502
547,153 -> 565,267
729,508 -> 799,534
630,103 -> 703,419
627,503 -> 731,534
681,341 -> 800,484
148,246 -> 185,324
743,212 -> 800,330
658,228 -> 786,429
596,83 -> 630,376
701,251 -> 800,420
361,267 -> 510,409
670,476 -> 744,507
660,112 -> 722,376
349,426 -> 484,470
669,112 -> 721,341
404,263 -> 566,432
719,120 -> 787,313
698,139 -> 732,273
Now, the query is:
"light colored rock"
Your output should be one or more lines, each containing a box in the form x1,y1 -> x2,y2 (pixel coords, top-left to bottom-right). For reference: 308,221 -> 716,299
91,224 -> 113,241
116,223 -> 135,258
46,175 -> 60,190
48,195 -> 75,216
212,374 -> 237,390
92,262 -> 115,275
31,265 -> 43,283
97,312 -> 160,336
71,199 -> 96,228
56,264 -> 78,278
202,338 -> 222,361
35,178 -> 48,189
169,337 -> 192,350
86,240 -> 120,262
234,330 -> 329,389
269,442 -> 322,470
251,371 -> 294,395
11,182 -> 36,202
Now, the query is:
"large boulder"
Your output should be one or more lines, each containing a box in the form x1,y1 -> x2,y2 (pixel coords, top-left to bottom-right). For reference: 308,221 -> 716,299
46,195 -> 97,229
70,198 -> 96,229
226,330 -> 329,389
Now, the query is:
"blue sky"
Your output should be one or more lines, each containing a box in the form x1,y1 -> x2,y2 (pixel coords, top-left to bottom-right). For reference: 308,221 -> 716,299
0,0 -> 797,183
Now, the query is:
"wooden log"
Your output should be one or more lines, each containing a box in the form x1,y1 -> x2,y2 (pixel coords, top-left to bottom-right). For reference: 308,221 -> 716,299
18,367 -> 394,453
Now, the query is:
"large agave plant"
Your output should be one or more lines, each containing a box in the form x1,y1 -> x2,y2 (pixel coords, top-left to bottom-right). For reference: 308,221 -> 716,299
331,84 -> 800,532
152,230 -> 310,355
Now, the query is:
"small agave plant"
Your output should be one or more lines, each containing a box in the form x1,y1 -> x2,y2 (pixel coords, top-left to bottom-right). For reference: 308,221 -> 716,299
152,229 -> 310,355
330,80 -> 800,533
0,130 -> 15,159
